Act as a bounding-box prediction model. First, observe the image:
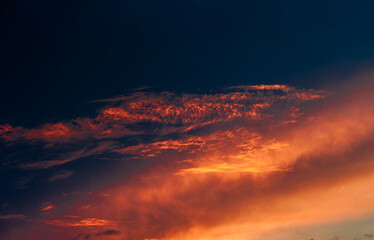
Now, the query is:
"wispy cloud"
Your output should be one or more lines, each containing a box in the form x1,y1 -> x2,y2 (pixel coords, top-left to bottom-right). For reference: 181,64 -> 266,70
0,85 -> 327,144
40,205 -> 54,211
49,170 -> 74,181
44,215 -> 116,227
17,142 -> 114,169
0,214 -> 26,220
0,85 -> 327,171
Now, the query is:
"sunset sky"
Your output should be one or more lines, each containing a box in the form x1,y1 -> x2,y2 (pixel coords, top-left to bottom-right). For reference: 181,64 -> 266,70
2,1 -> 374,240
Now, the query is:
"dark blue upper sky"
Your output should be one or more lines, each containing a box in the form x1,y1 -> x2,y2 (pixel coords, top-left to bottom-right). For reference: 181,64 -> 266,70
2,0 -> 374,126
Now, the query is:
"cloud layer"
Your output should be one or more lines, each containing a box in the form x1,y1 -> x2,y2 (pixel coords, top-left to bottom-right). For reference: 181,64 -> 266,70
1,79 -> 374,240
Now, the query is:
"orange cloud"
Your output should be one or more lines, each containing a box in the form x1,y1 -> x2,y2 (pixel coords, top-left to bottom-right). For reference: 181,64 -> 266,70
43,215 -> 116,227
57,78 -> 374,240
3,80 -> 373,240
41,205 -> 55,211
0,85 -> 327,171
229,84 -> 294,91
0,85 -> 327,144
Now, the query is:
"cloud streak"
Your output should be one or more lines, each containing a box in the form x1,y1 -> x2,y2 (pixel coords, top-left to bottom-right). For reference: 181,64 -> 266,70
43,215 -> 116,227
0,85 -> 327,171
0,85 -> 327,143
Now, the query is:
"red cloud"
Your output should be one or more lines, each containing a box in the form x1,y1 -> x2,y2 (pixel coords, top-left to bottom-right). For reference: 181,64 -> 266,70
41,205 -> 55,211
0,85 -> 327,144
9,82 -> 374,240
43,215 -> 116,227
0,85 -> 327,170
55,79 -> 374,240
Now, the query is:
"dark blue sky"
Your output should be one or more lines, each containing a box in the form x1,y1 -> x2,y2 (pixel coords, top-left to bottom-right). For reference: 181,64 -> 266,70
2,0 -> 374,125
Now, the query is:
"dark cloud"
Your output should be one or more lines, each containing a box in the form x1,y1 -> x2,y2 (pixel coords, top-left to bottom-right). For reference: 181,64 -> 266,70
72,233 -> 83,240
49,170 -> 74,181
95,229 -> 121,236
79,229 -> 121,240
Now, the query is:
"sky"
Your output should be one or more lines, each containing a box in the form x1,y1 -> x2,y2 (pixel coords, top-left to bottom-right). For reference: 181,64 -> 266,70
1,1 -> 374,240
